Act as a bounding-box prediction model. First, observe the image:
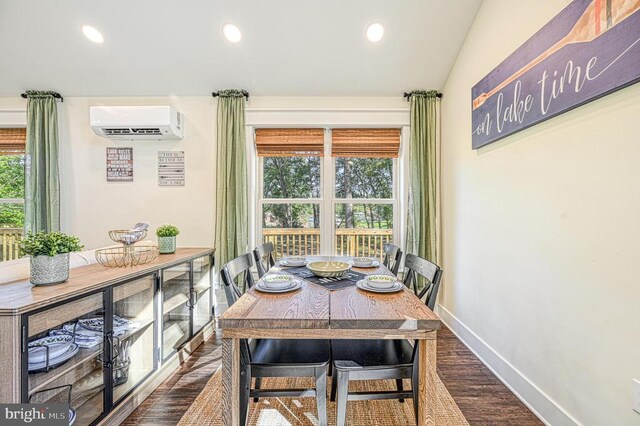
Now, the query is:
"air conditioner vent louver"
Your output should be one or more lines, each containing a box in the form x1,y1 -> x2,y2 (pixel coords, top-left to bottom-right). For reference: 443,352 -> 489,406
91,106 -> 184,140
104,128 -> 132,135
131,128 -> 162,135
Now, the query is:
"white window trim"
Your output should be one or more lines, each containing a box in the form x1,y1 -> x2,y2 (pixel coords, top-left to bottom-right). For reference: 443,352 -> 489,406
246,107 -> 410,257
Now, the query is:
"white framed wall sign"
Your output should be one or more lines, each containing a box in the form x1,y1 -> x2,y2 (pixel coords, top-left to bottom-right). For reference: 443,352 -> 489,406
158,151 -> 185,186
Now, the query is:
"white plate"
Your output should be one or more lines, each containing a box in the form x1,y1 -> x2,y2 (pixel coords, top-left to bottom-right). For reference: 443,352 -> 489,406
278,258 -> 308,267
356,280 -> 404,293
28,343 -> 80,372
352,260 -> 380,268
255,280 -> 303,293
69,409 -> 76,426
28,334 -> 75,363
261,274 -> 295,287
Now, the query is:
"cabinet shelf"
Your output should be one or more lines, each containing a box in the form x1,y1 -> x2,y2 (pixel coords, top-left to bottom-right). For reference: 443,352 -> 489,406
162,267 -> 190,282
163,293 -> 189,315
29,318 -> 154,396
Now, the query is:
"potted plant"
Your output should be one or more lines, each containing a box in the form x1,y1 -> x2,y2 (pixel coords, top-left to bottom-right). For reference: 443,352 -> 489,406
20,232 -> 84,285
156,225 -> 179,254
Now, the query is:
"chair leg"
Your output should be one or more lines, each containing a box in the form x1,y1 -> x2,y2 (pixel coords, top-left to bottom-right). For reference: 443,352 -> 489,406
239,366 -> 250,426
253,377 -> 262,403
336,370 -> 350,426
315,367 -> 328,426
396,379 -> 405,403
330,366 -> 337,402
412,366 -> 419,425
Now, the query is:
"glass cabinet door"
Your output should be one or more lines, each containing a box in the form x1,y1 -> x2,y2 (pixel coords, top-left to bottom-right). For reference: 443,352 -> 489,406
192,255 -> 213,334
111,275 -> 156,404
26,292 -> 106,426
161,262 -> 191,360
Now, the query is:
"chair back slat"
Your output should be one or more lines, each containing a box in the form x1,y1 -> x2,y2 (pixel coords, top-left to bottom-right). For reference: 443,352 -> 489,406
253,242 -> 275,278
402,254 -> 442,310
221,253 -> 256,305
382,243 -> 403,276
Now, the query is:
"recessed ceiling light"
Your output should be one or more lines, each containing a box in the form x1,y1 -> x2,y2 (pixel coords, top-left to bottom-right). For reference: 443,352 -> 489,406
366,23 -> 384,43
82,25 -> 104,44
223,23 -> 242,43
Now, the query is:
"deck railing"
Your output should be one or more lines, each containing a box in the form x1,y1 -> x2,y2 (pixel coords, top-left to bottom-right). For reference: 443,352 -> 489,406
0,227 -> 22,262
262,228 -> 393,261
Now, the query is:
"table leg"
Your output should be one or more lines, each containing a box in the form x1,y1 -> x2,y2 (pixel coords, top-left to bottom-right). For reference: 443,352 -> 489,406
222,337 -> 241,426
417,336 -> 437,426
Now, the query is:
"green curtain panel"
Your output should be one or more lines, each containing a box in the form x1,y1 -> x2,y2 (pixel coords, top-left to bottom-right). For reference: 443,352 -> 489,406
25,91 -> 60,234
214,90 -> 248,270
406,90 -> 440,265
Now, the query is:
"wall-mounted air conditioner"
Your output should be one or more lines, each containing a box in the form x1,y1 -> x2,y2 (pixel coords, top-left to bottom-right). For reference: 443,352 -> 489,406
90,106 -> 184,140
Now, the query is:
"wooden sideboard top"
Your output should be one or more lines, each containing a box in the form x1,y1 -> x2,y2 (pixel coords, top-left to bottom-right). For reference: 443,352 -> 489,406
0,247 -> 214,315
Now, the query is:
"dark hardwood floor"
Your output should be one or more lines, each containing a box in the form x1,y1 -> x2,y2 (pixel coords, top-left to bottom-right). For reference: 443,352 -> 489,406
122,326 -> 542,425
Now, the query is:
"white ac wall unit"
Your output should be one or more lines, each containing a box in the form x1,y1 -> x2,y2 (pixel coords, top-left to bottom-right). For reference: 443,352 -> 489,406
90,106 -> 184,140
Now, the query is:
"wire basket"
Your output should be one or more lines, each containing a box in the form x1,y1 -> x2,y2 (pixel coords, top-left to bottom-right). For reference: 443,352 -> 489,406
95,245 -> 158,268
108,229 -> 147,245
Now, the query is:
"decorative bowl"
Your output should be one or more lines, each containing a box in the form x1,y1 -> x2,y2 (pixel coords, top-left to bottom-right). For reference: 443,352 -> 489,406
283,256 -> 307,266
306,261 -> 351,278
352,257 -> 375,267
365,274 -> 397,289
261,274 -> 295,289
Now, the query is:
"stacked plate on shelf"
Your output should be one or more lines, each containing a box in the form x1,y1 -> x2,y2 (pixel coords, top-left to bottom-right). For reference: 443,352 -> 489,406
28,335 -> 79,372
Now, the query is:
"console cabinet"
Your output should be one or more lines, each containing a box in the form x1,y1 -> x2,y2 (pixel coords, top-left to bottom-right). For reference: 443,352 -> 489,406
0,248 -> 214,426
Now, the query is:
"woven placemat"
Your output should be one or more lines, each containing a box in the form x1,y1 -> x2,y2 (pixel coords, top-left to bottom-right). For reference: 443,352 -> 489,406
284,266 -> 367,290
178,367 -> 469,426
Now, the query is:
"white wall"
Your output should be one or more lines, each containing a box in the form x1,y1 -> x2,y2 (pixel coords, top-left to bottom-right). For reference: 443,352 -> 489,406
0,96 -> 217,249
440,1 -> 640,425
0,96 -> 406,250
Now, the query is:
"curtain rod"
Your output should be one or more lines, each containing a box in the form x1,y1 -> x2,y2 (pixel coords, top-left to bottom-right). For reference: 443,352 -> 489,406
403,91 -> 443,101
212,90 -> 250,100
21,92 -> 64,102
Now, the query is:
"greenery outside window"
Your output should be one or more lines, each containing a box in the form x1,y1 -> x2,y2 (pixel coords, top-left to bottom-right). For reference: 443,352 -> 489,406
257,128 -> 400,260
0,128 -> 26,262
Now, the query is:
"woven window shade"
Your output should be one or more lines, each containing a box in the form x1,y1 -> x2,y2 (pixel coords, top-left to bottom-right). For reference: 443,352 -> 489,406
331,128 -> 401,158
255,128 -> 324,157
0,128 -> 26,156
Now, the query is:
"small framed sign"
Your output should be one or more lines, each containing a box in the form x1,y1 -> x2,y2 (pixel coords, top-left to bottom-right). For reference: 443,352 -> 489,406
106,147 -> 133,182
158,151 -> 185,186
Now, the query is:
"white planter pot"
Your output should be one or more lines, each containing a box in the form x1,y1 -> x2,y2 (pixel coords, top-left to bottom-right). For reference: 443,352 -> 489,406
30,253 -> 70,285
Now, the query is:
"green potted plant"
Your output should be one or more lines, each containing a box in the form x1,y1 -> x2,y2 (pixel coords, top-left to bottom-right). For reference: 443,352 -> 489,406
156,224 -> 179,254
20,232 -> 84,285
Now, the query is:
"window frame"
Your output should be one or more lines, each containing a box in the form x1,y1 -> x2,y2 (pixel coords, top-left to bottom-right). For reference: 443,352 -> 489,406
255,128 -> 400,257
0,125 -> 27,233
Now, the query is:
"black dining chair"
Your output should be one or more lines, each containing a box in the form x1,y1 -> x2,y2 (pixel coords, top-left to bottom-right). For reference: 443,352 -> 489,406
221,254 -> 331,426
329,253 -> 442,426
382,243 -> 403,276
253,242 -> 275,278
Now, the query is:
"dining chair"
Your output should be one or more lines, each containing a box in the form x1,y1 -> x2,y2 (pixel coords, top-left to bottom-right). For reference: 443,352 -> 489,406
221,253 -> 256,298
221,254 -> 331,426
253,242 -> 275,278
329,253 -> 442,426
382,243 -> 403,276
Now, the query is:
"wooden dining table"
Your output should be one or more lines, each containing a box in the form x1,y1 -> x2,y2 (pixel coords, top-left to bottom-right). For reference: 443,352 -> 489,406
219,256 -> 442,426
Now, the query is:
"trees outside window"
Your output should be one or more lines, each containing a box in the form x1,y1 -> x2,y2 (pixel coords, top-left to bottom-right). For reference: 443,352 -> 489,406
258,130 -> 398,259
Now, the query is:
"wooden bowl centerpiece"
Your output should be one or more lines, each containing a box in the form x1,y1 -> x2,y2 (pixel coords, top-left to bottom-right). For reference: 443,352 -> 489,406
306,261 -> 351,278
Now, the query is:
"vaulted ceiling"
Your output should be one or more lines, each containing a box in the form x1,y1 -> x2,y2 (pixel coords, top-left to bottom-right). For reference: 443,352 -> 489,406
0,0 -> 481,97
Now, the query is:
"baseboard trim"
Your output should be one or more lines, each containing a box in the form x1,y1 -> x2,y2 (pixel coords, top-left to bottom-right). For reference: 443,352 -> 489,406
435,304 -> 582,426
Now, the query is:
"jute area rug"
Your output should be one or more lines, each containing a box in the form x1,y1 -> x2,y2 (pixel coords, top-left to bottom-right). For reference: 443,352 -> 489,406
178,367 -> 469,426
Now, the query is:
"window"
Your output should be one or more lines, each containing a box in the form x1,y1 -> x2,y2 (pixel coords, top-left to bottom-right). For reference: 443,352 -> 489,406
0,128 -> 26,262
257,128 -> 400,260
